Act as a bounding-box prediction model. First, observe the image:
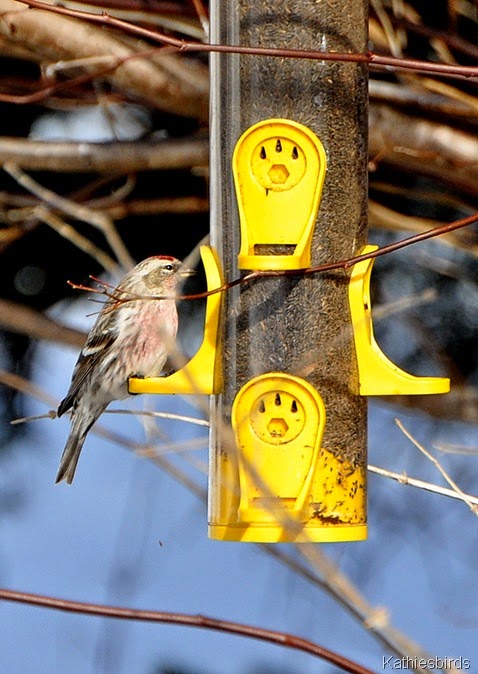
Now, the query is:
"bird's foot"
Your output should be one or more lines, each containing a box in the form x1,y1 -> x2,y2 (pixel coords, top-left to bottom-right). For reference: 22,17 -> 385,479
129,372 -> 144,395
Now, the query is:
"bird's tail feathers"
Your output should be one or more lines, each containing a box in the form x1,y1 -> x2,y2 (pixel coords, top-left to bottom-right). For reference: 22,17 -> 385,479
55,410 -> 99,484
55,435 -> 85,484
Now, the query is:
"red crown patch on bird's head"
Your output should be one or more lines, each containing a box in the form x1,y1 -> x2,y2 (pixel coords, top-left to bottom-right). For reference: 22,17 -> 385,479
154,255 -> 176,261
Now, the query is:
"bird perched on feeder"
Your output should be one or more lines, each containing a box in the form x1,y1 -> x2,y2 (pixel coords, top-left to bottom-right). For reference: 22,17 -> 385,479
56,256 -> 193,484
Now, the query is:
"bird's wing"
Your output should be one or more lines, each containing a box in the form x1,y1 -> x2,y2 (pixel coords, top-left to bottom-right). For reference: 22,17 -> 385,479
57,325 -> 118,417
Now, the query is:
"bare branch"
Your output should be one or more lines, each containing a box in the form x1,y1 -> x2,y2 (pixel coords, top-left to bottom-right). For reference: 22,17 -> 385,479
0,369 -> 58,407
368,464 -> 478,509
395,419 -> 478,516
384,386 -> 478,424
4,163 -> 134,270
105,408 -> 209,427
369,80 -> 478,120
0,0 -> 209,117
102,196 -> 209,219
369,201 -> 478,259
434,441 -> 478,455
35,207 -> 119,273
12,0 -> 478,79
0,588 -> 374,674
0,136 -> 209,172
369,105 -> 478,198
0,299 -> 86,347
11,407 -> 209,428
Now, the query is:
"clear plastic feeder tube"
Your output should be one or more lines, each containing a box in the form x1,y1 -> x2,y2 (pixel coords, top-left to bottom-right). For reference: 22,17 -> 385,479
209,0 -> 369,542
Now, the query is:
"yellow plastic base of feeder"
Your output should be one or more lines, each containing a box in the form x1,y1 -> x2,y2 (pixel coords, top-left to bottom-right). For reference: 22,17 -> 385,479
208,373 -> 367,543
208,524 -> 367,543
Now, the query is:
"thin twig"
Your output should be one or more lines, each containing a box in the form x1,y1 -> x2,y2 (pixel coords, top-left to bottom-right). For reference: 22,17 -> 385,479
0,588 -> 374,674
395,419 -> 478,516
15,0 -> 478,80
106,408 -> 209,427
188,0 -> 209,36
65,211 -> 478,307
0,2 -> 209,117
3,163 -> 134,271
36,206 -> 118,273
288,543 -> 440,672
101,196 -> 209,219
4,163 -> 109,231
134,435 -> 206,458
368,201 -> 478,259
11,408 -> 210,428
11,411 -> 58,424
370,0 -> 403,58
434,442 -> 478,456
368,464 -> 478,509
88,424 -> 208,498
372,288 -> 437,320
0,369 -> 58,408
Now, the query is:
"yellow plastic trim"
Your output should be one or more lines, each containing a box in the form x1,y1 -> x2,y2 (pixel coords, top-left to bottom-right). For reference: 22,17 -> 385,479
128,245 -> 223,395
348,245 -> 450,396
208,523 -> 367,544
208,373 -> 367,542
232,119 -> 327,270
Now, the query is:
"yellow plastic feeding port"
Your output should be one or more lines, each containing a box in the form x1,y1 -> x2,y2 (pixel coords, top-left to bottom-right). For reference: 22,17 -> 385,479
208,373 -> 367,543
348,245 -> 450,396
128,245 -> 223,396
232,119 -> 326,270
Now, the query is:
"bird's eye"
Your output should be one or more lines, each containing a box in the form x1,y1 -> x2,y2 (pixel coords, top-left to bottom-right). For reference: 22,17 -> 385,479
163,264 -> 174,272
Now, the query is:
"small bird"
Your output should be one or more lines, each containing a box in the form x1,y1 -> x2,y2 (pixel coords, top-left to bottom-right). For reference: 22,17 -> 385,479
56,256 -> 192,484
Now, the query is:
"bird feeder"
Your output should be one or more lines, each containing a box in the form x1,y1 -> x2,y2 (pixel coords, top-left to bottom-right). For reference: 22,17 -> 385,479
130,0 -> 450,543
